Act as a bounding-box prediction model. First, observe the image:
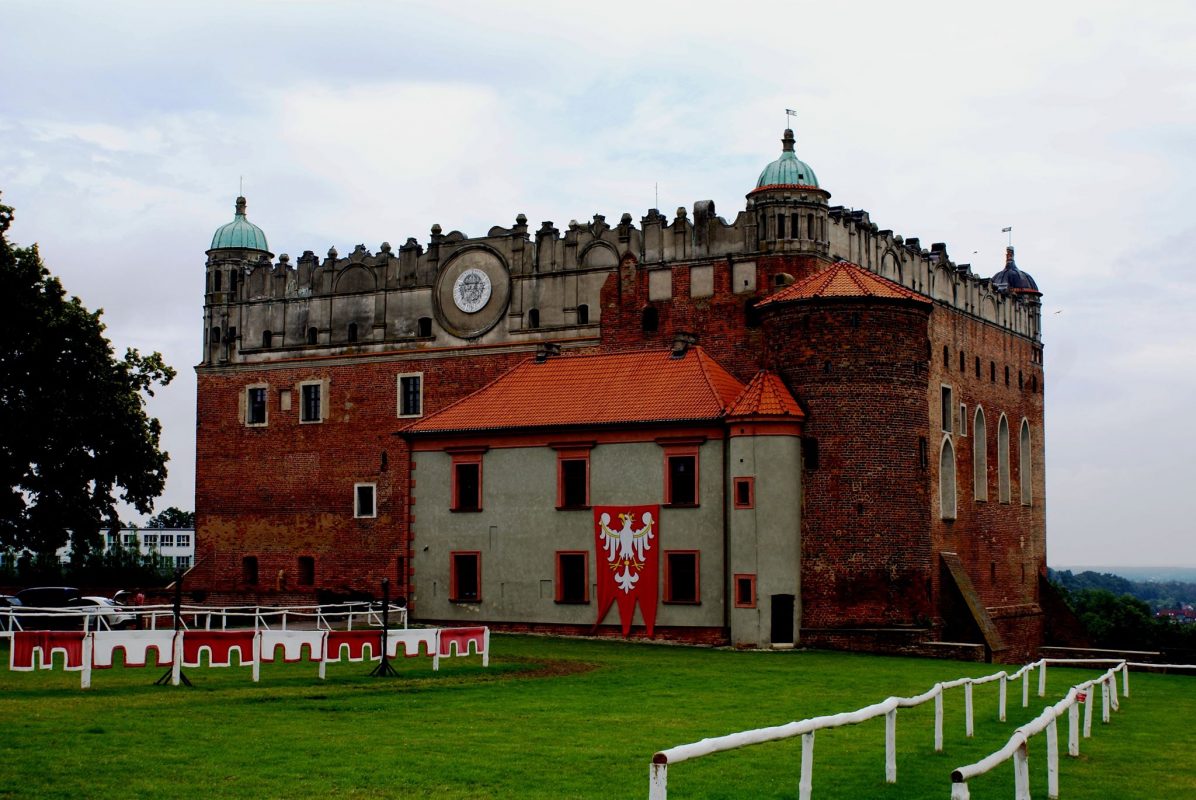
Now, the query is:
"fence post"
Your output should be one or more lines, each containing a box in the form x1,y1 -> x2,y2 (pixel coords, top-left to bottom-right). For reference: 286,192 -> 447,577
951,780 -> 971,800
171,632 -> 182,686
999,673 -> 1008,722
252,632 -> 261,683
81,634 -> 93,690
964,680 -> 974,738
648,761 -> 668,800
1122,664 -> 1130,698
1083,685 -> 1094,738
885,708 -> 897,784
934,686 -> 944,753
1022,668 -> 1030,707
1068,700 -> 1080,756
1101,678 -> 1110,723
1013,741 -> 1031,800
1109,671 -> 1120,712
1038,660 -> 1047,698
799,731 -> 815,800
1046,715 -> 1060,799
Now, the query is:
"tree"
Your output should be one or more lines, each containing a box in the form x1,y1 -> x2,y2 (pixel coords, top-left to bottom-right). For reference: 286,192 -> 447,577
0,194 -> 175,558
145,507 -> 195,528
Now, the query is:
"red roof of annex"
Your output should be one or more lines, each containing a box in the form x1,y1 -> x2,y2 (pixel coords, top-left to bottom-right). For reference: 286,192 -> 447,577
406,347 -> 800,434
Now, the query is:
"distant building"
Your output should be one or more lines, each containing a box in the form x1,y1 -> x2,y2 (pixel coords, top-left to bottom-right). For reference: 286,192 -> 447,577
1,528 -> 194,571
191,127 -> 1046,660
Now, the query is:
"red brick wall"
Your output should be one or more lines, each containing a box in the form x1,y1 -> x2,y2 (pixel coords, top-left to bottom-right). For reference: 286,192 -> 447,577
760,298 -> 936,629
927,307 -> 1046,643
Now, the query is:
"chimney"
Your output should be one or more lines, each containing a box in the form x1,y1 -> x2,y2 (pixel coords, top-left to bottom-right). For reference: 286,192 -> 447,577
535,342 -> 561,363
671,331 -> 698,358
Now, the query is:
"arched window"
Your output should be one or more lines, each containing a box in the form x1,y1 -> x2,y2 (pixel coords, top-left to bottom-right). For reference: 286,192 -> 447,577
347,322 -> 358,342
417,317 -> 433,337
213,271 -> 222,292
576,304 -> 589,325
776,214 -> 786,239
1019,419 -> 1032,505
791,213 -> 800,239
527,309 -> 540,329
940,438 -> 957,520
211,326 -> 221,347
229,270 -> 238,296
973,407 -> 987,501
807,214 -> 815,241
307,327 -> 318,345
261,330 -> 272,348
642,306 -> 659,335
998,414 -> 1011,503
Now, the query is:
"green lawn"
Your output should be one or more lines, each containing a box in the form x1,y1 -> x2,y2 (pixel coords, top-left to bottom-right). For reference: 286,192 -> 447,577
1,635 -> 1192,799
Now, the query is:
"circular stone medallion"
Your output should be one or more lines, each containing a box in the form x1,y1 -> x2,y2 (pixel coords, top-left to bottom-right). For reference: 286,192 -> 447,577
452,268 -> 492,314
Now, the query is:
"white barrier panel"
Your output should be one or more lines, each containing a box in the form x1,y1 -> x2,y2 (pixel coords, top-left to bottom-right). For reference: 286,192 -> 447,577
92,630 -> 176,668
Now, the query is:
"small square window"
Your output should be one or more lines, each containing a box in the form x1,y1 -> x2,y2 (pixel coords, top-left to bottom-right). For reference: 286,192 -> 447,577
450,552 -> 481,602
734,574 -> 757,608
355,483 -> 376,518
555,552 -> 589,604
665,551 -> 700,604
558,455 -> 589,509
300,381 -> 323,423
398,373 -> 423,418
733,477 -> 754,509
665,452 -> 698,507
451,454 -> 483,512
247,386 -> 267,426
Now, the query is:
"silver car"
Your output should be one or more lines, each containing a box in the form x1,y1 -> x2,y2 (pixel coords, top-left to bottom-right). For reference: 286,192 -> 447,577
77,596 -> 136,629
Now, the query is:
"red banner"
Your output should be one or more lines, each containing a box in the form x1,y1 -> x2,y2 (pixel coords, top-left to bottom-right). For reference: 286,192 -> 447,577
594,505 -> 659,637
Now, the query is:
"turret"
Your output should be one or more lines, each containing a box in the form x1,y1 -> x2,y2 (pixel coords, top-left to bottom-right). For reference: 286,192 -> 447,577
204,196 -> 272,364
746,129 -> 831,257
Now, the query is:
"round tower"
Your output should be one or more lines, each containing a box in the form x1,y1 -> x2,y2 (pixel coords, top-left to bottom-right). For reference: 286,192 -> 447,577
204,196 -> 271,363
747,129 -> 831,258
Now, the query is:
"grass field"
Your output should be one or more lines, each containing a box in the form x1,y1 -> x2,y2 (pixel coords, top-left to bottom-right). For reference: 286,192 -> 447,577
1,634 -> 1193,799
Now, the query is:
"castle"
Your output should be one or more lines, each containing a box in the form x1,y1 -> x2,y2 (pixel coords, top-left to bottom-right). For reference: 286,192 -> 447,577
192,128 -> 1046,661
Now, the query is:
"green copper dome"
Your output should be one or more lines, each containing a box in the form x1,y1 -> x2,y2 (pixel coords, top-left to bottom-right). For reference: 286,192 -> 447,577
210,196 -> 269,252
756,129 -> 819,189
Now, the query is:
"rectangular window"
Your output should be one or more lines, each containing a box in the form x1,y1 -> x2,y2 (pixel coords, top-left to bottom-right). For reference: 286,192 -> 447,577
450,552 -> 481,602
242,556 -> 258,584
176,555 -> 192,568
665,551 -> 700,603
355,483 -> 376,518
941,385 -> 954,433
663,446 -> 700,507
451,453 -> 484,512
734,574 -> 757,608
297,556 -> 315,586
176,534 -> 191,547
959,403 -> 968,436
300,381 -> 323,423
159,534 -> 175,547
556,448 -> 591,510
122,533 -> 136,547
397,373 -> 423,418
143,533 -> 158,547
733,477 -> 755,509
247,386 -> 267,426
555,551 -> 589,604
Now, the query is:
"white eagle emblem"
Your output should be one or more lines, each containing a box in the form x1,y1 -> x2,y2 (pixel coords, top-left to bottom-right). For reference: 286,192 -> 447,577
598,511 -> 655,593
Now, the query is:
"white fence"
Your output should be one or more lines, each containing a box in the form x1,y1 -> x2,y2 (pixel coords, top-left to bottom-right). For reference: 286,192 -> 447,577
0,600 -> 405,635
647,657 -> 1187,800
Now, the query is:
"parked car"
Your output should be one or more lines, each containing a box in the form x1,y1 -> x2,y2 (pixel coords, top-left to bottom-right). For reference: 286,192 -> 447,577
14,586 -> 84,629
76,596 -> 135,629
0,595 -> 21,608
0,595 -> 20,633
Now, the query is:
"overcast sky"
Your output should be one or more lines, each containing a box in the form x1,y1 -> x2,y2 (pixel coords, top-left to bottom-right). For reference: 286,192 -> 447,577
3,1 -> 1194,567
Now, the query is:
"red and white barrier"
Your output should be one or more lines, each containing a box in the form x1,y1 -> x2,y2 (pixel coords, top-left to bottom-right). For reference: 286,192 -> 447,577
5,624 -> 489,689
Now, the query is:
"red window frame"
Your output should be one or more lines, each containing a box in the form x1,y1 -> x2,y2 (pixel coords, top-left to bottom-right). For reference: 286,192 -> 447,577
554,550 -> 590,604
733,477 -> 755,509
555,447 -> 591,510
662,444 -> 700,507
450,450 -> 484,512
663,550 -> 700,604
449,551 -> 482,602
734,574 -> 757,608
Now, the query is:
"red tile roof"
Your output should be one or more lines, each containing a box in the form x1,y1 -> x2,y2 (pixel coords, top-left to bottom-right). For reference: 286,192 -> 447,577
756,260 -> 930,307
407,347 -> 747,434
727,371 -> 805,419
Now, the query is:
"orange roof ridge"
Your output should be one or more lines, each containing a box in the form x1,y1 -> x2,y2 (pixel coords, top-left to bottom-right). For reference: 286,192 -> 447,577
727,370 -> 804,418
406,346 -> 748,435
756,260 -> 930,307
